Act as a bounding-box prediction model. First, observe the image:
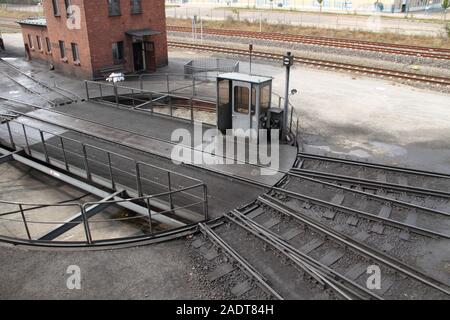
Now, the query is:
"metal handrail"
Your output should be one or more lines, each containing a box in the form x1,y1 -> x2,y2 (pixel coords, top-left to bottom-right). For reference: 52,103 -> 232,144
0,182 -> 208,245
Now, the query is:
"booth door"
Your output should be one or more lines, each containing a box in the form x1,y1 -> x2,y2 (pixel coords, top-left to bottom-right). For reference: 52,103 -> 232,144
232,81 -> 252,133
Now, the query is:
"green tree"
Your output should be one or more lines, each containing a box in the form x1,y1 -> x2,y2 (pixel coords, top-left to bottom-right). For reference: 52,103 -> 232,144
443,0 -> 450,20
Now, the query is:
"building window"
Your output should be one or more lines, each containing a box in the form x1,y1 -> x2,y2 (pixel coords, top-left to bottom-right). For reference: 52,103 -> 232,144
36,36 -> 42,50
52,0 -> 61,16
64,0 -> 73,17
130,0 -> 142,14
108,0 -> 121,16
46,37 -> 51,53
27,34 -> 33,48
112,41 -> 124,64
59,40 -> 66,59
71,43 -> 79,62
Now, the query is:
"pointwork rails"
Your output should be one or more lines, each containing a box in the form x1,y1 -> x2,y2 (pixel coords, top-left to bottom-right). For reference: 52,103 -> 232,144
168,26 -> 450,61
168,41 -> 450,88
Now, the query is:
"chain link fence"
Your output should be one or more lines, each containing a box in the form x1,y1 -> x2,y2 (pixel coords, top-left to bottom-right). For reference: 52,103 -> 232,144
166,6 -> 448,36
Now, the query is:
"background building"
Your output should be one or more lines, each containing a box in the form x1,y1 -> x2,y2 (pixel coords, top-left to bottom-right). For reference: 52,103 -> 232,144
166,0 -> 445,13
18,0 -> 168,78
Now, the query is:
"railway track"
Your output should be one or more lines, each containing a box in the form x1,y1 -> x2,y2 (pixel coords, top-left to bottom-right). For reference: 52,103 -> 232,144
0,58 -> 79,106
1,83 -> 449,298
296,152 -> 450,198
193,196 -> 450,299
168,25 -> 450,61
2,96 -> 449,241
168,41 -> 450,87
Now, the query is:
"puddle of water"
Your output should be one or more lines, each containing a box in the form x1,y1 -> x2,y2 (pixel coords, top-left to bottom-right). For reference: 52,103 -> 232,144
370,141 -> 407,157
305,144 -> 370,159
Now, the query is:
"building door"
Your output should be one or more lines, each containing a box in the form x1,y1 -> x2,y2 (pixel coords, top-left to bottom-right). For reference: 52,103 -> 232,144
133,41 -> 144,71
232,81 -> 252,134
144,41 -> 156,72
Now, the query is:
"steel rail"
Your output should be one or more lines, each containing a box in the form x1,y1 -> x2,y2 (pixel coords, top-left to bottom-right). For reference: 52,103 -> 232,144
298,152 -> 450,179
287,171 -> 450,218
291,167 -> 450,199
0,97 -> 281,176
2,96 -> 447,238
168,26 -> 450,58
3,104 -> 444,238
258,194 -> 450,296
1,71 -> 56,106
198,223 -> 284,300
168,41 -> 450,87
0,58 -> 77,102
227,210 -> 382,300
271,182 -> 449,239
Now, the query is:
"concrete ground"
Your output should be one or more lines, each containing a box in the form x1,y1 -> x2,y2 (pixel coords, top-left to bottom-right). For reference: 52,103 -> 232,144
0,240 -> 208,299
166,48 -> 450,174
0,32 -> 449,299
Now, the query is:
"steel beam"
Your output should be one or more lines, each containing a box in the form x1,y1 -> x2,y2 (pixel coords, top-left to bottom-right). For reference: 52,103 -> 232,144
0,150 -> 24,164
0,147 -> 186,228
38,190 -> 125,241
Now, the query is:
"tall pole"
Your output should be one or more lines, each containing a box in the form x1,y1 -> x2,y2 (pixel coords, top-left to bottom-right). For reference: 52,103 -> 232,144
283,52 -> 294,141
249,44 -> 253,75
200,18 -> 203,44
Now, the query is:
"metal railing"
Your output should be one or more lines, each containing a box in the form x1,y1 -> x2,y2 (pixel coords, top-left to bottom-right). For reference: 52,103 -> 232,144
92,72 -> 218,101
0,116 -> 209,245
184,58 -> 239,80
84,79 -> 217,125
0,183 -> 207,245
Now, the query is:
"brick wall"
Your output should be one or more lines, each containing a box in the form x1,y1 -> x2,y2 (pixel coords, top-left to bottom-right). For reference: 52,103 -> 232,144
23,0 -> 169,79
19,24 -> 51,63
42,0 -> 94,78
83,0 -> 168,76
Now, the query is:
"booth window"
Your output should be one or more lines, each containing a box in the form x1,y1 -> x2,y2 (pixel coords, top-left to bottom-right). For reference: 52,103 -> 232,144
260,83 -> 271,113
234,86 -> 249,114
218,79 -> 230,106
251,86 -> 256,115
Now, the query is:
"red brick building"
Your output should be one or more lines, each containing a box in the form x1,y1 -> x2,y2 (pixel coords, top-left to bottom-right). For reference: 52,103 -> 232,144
18,0 -> 168,78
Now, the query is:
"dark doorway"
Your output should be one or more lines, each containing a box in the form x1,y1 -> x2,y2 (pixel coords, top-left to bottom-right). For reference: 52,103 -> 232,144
144,41 -> 156,72
133,42 -> 144,71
